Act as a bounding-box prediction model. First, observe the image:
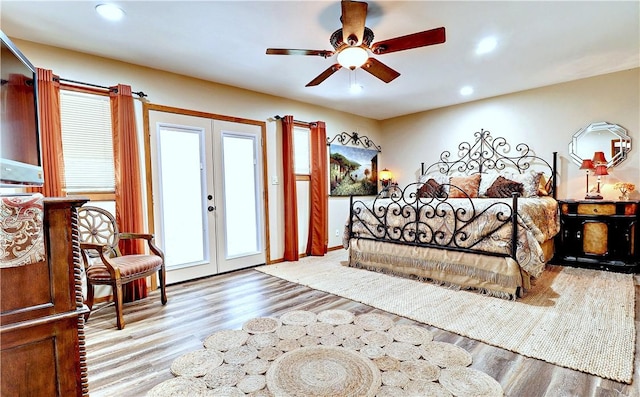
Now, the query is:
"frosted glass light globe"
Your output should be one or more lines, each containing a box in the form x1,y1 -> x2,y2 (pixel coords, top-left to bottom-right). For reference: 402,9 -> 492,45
337,47 -> 368,70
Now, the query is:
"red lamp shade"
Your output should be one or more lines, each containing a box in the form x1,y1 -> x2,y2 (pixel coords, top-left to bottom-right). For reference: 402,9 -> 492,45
594,165 -> 609,176
592,151 -> 608,165
579,159 -> 595,170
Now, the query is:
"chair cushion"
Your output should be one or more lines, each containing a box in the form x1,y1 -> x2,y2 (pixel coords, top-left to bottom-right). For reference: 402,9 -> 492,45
86,254 -> 163,281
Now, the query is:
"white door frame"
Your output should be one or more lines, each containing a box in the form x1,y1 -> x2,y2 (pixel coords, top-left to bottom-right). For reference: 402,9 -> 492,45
143,104 -> 270,284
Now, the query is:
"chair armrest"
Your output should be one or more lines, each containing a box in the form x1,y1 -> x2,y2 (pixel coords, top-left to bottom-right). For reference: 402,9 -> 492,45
80,242 -> 107,251
119,232 -> 153,241
119,233 -> 164,259
79,242 -> 118,276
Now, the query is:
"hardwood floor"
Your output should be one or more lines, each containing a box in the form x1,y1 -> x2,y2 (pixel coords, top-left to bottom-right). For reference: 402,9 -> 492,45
84,268 -> 640,397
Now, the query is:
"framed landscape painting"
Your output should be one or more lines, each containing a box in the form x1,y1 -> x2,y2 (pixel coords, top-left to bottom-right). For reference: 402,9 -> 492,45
329,144 -> 379,196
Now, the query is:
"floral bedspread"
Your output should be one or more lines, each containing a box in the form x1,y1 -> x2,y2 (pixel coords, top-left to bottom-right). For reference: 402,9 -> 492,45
344,196 -> 559,278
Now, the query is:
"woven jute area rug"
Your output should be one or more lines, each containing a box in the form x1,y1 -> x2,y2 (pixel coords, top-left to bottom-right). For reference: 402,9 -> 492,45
147,310 -> 504,396
256,250 -> 636,383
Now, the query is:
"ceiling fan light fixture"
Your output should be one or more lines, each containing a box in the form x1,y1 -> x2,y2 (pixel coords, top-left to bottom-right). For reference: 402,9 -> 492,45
337,46 -> 368,70
266,3 -> 446,87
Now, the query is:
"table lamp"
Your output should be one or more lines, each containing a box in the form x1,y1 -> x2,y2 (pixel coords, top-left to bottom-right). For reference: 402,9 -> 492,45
592,164 -> 608,199
579,159 -> 594,199
588,152 -> 608,199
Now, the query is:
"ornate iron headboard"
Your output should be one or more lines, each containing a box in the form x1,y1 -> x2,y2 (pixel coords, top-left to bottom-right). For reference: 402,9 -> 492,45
420,129 -> 557,198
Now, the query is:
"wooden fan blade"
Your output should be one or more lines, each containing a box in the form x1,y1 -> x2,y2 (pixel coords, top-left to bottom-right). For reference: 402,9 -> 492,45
266,48 -> 334,58
306,64 -> 343,87
341,0 -> 368,45
361,58 -> 400,83
371,27 -> 446,55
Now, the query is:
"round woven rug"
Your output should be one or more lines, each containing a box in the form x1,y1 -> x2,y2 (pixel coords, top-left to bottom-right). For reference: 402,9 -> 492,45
266,345 -> 380,397
146,310 -> 504,397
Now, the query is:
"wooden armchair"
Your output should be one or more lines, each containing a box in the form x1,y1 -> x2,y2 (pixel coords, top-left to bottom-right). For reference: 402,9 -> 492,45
77,206 -> 167,329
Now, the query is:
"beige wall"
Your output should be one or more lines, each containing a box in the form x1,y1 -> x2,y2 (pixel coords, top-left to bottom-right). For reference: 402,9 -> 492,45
14,39 -> 383,258
380,68 -> 639,201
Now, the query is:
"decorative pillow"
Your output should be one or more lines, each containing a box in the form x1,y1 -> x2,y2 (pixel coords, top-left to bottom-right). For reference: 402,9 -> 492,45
538,173 -> 551,196
479,173 -> 500,197
419,173 -> 449,193
418,178 -> 445,198
504,171 -> 544,197
449,174 -> 481,198
486,176 -> 524,198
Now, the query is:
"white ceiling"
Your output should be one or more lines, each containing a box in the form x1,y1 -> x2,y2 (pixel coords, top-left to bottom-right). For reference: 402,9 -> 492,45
1,1 -> 638,120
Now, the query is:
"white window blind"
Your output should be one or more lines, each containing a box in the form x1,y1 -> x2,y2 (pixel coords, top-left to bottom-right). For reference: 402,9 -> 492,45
60,91 -> 115,193
293,126 -> 310,175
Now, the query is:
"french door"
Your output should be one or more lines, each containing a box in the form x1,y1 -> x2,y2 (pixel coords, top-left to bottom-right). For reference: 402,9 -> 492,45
148,110 -> 265,284
215,121 -> 265,272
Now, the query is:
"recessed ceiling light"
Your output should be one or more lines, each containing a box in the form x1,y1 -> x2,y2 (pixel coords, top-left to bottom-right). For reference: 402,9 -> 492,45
96,4 -> 125,21
460,86 -> 474,96
476,37 -> 497,55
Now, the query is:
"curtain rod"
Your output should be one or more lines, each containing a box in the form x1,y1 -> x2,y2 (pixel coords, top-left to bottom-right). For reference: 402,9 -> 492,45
55,77 -> 147,98
273,115 -> 316,126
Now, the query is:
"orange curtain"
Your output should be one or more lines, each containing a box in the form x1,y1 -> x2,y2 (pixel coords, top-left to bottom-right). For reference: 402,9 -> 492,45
306,121 -> 328,256
281,115 -> 299,261
4,74 -> 36,171
110,84 -> 146,300
27,69 -> 65,196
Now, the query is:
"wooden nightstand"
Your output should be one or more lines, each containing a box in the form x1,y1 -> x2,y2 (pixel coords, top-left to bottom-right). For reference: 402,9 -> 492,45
554,200 -> 639,273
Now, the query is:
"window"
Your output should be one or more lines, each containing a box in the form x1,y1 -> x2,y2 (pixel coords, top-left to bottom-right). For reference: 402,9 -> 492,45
293,126 -> 310,175
60,90 -> 115,197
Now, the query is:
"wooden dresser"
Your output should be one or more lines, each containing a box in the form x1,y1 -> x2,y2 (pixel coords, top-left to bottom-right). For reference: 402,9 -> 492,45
1,197 -> 89,396
555,199 -> 639,273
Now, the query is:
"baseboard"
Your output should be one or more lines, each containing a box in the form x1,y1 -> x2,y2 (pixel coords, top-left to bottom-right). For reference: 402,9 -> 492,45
267,246 -> 343,264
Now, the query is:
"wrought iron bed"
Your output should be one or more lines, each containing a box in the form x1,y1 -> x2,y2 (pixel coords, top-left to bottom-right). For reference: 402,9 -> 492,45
344,129 -> 559,299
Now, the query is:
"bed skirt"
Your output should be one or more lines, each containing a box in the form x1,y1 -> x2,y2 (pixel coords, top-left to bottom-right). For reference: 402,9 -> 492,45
346,239 -> 554,299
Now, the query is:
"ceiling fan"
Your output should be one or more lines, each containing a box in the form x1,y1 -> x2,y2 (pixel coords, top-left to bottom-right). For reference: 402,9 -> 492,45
266,0 -> 446,87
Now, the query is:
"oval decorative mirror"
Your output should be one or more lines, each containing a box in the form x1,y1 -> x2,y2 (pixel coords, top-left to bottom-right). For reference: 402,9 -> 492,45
569,122 -> 631,167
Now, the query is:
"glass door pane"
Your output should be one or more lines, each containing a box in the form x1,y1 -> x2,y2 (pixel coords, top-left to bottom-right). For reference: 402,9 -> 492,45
149,110 -> 218,284
221,133 -> 260,258
157,125 -> 208,268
